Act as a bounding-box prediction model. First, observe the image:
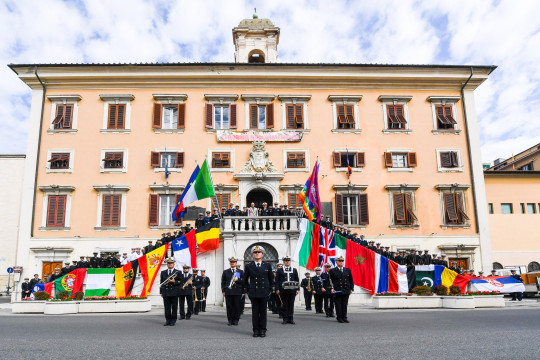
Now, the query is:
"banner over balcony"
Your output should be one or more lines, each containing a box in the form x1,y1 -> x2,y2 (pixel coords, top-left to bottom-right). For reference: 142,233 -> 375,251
217,130 -> 303,142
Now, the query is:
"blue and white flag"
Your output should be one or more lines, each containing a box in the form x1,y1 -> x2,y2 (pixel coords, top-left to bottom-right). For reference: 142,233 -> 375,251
31,283 -> 45,293
469,276 -> 525,293
171,234 -> 195,272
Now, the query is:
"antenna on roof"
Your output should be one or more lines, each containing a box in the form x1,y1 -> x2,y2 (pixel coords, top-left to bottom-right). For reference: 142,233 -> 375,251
253,8 -> 258,19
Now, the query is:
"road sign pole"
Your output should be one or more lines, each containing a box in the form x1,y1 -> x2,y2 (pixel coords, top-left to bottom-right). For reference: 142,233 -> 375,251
6,272 -> 11,295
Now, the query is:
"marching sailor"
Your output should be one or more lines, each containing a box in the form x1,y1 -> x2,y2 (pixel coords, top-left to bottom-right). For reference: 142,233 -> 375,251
221,257 -> 244,326
276,256 -> 299,324
300,272 -> 313,311
200,270 -> 210,312
321,263 -> 335,317
329,256 -> 354,323
177,264 -> 193,320
160,258 -> 181,326
192,268 -> 202,315
312,267 -> 325,314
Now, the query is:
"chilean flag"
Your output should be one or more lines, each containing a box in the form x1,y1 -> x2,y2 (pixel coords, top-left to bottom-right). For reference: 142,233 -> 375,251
172,165 -> 200,221
172,233 -> 197,273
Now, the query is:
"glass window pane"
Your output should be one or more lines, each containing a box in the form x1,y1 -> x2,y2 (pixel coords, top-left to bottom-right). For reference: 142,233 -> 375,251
527,203 -> 536,214
501,203 -> 513,214
162,106 -> 178,129
258,106 -> 266,129
392,154 -> 407,168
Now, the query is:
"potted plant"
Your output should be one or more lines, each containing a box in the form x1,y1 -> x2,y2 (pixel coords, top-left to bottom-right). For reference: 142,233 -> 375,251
407,286 -> 442,308
12,291 -> 49,314
372,292 -> 407,309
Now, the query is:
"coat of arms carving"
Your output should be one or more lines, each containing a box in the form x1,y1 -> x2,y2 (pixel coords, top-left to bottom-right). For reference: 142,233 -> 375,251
239,141 -> 278,174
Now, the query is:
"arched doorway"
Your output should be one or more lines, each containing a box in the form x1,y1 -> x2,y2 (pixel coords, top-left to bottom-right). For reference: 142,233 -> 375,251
248,49 -> 266,63
243,242 -> 279,270
246,188 -> 273,208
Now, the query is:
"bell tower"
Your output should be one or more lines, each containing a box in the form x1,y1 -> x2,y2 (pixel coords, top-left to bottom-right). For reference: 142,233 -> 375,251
232,12 -> 280,63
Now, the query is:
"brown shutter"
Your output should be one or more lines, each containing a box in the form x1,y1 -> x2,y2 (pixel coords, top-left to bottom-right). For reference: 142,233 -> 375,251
358,193 -> 369,225
53,105 -> 65,126
384,152 -> 393,167
205,103 -> 213,129
450,151 -> 459,167
456,193 -> 470,221
356,152 -> 365,167
266,103 -> 274,128
286,105 -> 295,129
332,152 -> 341,167
56,195 -> 66,227
151,151 -> 160,167
117,104 -> 125,129
111,195 -> 121,226
47,196 -> 58,226
408,152 -> 417,167
63,105 -> 73,128
153,103 -> 162,128
149,194 -> 159,226
108,105 -> 117,129
444,106 -> 457,124
436,106 -> 450,125
288,193 -> 298,208
295,105 -> 304,127
337,105 -> 345,124
250,105 -> 258,129
229,104 -> 237,129
404,193 -> 418,221
335,193 -> 344,224
345,105 -> 354,123
177,104 -> 185,129
444,193 -> 458,222
176,152 -> 184,168
102,195 -> 112,226
387,105 -> 398,124
395,105 -> 406,124
393,194 -> 405,221
440,152 -> 452,168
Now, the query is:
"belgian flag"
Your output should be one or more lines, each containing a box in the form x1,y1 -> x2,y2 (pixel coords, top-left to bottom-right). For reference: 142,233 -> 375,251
115,260 -> 139,298
192,219 -> 220,253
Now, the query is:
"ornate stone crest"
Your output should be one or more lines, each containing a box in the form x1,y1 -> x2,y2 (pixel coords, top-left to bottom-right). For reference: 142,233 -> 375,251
239,141 -> 279,175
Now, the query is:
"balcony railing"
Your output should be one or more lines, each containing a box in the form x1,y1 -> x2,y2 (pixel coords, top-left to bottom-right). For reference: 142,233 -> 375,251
221,216 -> 300,232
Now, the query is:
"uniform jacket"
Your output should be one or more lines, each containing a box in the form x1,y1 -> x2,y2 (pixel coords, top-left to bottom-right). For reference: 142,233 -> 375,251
311,275 -> 324,294
195,218 -> 205,228
244,261 -> 274,298
201,276 -> 210,289
320,272 -> 333,292
328,267 -> 354,293
177,272 -> 194,296
193,275 -> 203,289
160,269 -> 182,296
276,267 -> 299,293
300,277 -> 314,293
221,268 -> 244,296
29,278 -> 41,289
21,282 -> 31,293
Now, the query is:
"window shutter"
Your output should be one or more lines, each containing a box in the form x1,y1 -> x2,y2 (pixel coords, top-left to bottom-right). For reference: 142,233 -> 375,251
456,193 -> 470,221
358,193 -> 369,225
250,105 -> 258,129
47,196 -> 58,226
332,152 -> 342,167
295,105 -> 304,127
108,105 -> 117,129
205,103 -> 213,129
117,104 -> 125,129
176,152 -> 184,168
444,106 -> 457,124
387,105 -> 399,124
337,105 -> 346,123
436,106 -> 451,125
153,103 -> 162,128
384,152 -> 393,167
408,152 -> 417,167
444,193 -> 458,222
288,193 -> 298,208
229,104 -> 237,129
151,151 -> 160,167
111,195 -> 121,226
149,194 -> 159,226
345,105 -> 354,123
63,105 -> 73,128
404,193 -> 418,221
286,105 -> 295,129
356,152 -> 365,167
395,105 -> 406,124
335,193 -> 344,224
102,195 -> 112,226
440,152 -> 452,168
177,104 -> 185,129
175,194 -> 182,225
266,103 -> 274,128
450,151 -> 459,167
393,194 -> 406,221
53,105 -> 65,126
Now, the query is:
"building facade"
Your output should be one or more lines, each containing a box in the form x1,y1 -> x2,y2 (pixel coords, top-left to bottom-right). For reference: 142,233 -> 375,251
10,16 -> 495,303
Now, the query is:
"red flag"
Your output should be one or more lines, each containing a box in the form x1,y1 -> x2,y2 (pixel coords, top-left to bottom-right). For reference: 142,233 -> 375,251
44,282 -> 53,296
388,260 -> 399,293
452,273 -> 470,294
70,268 -> 87,298
306,222 -> 321,270
346,240 -> 376,294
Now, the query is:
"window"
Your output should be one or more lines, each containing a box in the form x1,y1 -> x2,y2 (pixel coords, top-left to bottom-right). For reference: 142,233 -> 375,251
518,162 -> 533,171
287,152 -> 305,168
427,96 -> 461,133
332,151 -> 365,168
102,194 -> 121,226
49,153 -> 70,170
527,203 -> 536,214
335,193 -> 368,226
152,103 -> 185,130
435,106 -> 457,130
208,149 -> 235,172
440,151 -> 459,168
162,105 -> 178,129
336,105 -> 355,129
159,195 -> 176,226
288,193 -> 300,209
443,193 -> 470,225
521,203 -> 526,214
488,203 -> 494,214
212,152 -> 230,168
249,104 -> 274,129
103,152 -> 124,169
214,105 -> 230,129
150,152 -> 184,168
94,185 -> 129,229
328,95 -> 362,133
52,104 -> 74,129
107,104 -> 126,129
393,193 -> 418,225
100,94 -> 134,132
501,203 -> 513,214
213,194 -> 231,210
204,95 -> 239,131
286,105 -> 304,129
46,195 -> 66,227
385,152 -> 416,169
386,105 -> 407,129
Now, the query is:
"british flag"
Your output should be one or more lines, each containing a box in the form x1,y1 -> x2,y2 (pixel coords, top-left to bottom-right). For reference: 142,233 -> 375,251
318,227 -> 336,271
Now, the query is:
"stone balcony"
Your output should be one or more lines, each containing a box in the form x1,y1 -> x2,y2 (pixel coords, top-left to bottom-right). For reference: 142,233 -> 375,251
221,216 -> 300,233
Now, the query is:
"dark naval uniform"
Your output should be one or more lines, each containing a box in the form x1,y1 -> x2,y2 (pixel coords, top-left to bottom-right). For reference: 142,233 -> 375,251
221,268 -> 244,325
311,273 -> 324,313
200,275 -> 210,312
244,261 -> 274,336
276,266 -> 299,323
177,271 -> 194,319
321,270 -> 335,317
329,266 -> 354,323
192,275 -> 203,315
160,267 -> 181,326
300,276 -> 313,310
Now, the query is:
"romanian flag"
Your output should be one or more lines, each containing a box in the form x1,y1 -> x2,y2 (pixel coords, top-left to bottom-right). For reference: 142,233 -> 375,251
193,219 -> 220,253
139,243 -> 169,298
298,161 -> 321,222
115,260 -> 139,298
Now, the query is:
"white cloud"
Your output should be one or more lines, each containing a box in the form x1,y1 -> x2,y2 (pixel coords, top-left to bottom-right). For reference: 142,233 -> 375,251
1,0 -> 540,164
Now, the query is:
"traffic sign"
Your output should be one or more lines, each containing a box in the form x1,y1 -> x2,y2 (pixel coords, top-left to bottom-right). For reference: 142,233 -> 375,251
7,267 -> 13,274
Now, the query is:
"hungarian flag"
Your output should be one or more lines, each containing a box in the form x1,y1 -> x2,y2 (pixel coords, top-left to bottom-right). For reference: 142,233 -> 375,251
172,232 -> 197,271
139,243 -> 169,298
294,221 -> 321,270
172,164 -> 200,221
85,268 -> 115,297
173,160 -> 214,220
346,240 -> 376,294
193,219 -> 220,253
115,259 -> 139,298
54,268 -> 87,299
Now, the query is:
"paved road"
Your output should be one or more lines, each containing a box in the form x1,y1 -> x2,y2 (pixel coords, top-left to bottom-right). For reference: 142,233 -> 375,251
1,308 -> 539,360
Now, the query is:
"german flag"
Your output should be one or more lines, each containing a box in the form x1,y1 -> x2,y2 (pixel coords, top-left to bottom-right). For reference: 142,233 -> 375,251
115,260 -> 139,298
193,219 -> 220,253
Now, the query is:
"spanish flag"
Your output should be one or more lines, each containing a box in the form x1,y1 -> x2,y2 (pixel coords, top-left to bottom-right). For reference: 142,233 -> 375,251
115,259 -> 139,298
192,219 -> 220,253
139,243 -> 169,298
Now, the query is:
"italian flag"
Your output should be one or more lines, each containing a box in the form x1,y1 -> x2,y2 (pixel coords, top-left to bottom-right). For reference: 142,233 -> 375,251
85,268 -> 116,297
180,159 -> 215,208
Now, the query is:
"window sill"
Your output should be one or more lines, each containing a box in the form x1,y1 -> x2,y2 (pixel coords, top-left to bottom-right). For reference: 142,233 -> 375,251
387,167 -> 414,172
46,168 -> 72,174
390,225 -> 419,230
210,168 -> 234,173
343,225 -> 367,230
281,129 -> 311,133
154,167 -> 183,173
94,226 -> 126,231
100,168 -> 127,173
432,129 -> 461,135
284,167 -> 310,172
39,227 -> 71,231
383,129 -> 411,134
242,129 -> 274,132
154,129 -> 185,134
331,129 -> 362,134
47,129 -> 77,134
440,224 -> 470,229
336,167 -> 363,172
150,225 -> 182,230
438,168 -> 463,173
100,129 -> 131,134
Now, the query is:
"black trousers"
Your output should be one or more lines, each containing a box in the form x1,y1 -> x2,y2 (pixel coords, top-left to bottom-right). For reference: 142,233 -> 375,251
281,291 -> 296,321
314,294 -> 324,312
250,296 -> 268,332
163,295 -> 178,323
334,293 -> 350,320
225,295 -> 242,322
511,292 -> 523,301
303,291 -> 313,309
193,289 -> 202,314
241,294 -> 246,312
178,295 -> 193,318
323,293 -> 334,315
201,289 -> 208,311
268,293 -> 278,312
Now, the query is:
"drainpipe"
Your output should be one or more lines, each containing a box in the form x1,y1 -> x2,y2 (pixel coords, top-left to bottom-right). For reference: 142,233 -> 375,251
31,66 -> 46,238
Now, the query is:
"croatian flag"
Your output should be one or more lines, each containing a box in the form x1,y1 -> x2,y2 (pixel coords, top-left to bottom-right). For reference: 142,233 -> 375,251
171,233 -> 197,272
469,276 -> 525,293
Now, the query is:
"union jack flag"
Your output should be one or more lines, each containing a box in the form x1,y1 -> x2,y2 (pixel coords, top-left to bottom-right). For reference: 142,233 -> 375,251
318,227 -> 336,271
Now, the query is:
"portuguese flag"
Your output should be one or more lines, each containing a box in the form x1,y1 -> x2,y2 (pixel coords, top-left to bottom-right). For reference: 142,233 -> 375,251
85,268 -> 115,297
54,268 -> 87,299
115,259 -> 139,298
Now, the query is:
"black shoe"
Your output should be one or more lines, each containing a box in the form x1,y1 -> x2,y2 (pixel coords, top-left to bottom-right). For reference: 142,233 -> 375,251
288,320 -> 295,324
282,319 -> 288,325
260,331 -> 266,338
233,321 -> 239,325
343,319 -> 350,323
179,316 -> 185,320
164,322 -> 170,326
186,316 -> 191,320
278,315 -> 283,319
202,310 -> 206,312
170,322 -> 176,326
337,318 -> 344,323
253,332 -> 260,337
228,322 -> 232,326
329,314 -> 335,318
326,314 -> 330,318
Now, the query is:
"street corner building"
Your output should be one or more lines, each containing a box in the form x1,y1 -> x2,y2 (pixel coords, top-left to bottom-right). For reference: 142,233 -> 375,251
9,15 -> 496,304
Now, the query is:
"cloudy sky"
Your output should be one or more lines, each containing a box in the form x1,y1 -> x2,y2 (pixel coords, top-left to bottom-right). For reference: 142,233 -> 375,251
1,0 -> 539,163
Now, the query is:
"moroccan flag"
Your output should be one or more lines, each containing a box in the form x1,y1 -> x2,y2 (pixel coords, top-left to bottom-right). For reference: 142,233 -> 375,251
139,243 -> 169,298
85,268 -> 115,297
194,219 -> 220,253
172,165 -> 200,221
346,240 -> 376,294
415,265 -> 436,289
115,259 -> 139,298
54,268 -> 87,299
178,159 -> 215,211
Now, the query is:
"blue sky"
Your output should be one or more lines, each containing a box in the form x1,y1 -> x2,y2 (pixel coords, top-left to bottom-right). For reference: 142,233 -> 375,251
1,0 -> 540,163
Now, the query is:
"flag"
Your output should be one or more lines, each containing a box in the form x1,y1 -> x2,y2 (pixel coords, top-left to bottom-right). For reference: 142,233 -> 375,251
178,159 -> 215,213
296,222 -> 320,270
334,233 -> 347,268
376,254 -> 389,294
434,265 -> 470,294
139,243 -> 169,298
172,233 -> 197,271
469,276 -> 525,293
194,219 -> 220,253
293,218 -> 312,263
298,161 -> 321,222
172,165 -> 200,221
164,161 -> 171,179
85,268 -> 115,297
318,226 -> 336,269
44,282 -> 53,295
415,265 -> 436,289
31,283 -> 45,293
54,268 -> 87,298
115,259 -> 139,298
346,240 -> 376,294
346,148 -> 352,180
